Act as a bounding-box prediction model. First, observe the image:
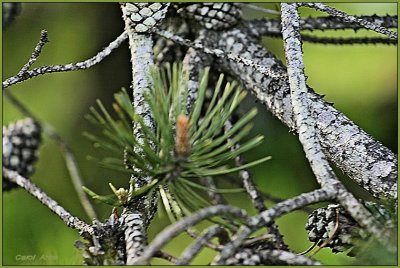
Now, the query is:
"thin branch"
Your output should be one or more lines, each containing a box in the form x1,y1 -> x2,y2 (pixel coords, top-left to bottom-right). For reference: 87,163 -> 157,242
199,177 -> 227,205
226,117 -> 287,250
134,205 -> 251,265
156,30 -> 282,79
4,91 -> 98,220
300,3 -> 397,39
3,168 -> 94,236
239,3 -> 281,15
300,35 -> 397,45
153,251 -> 178,264
176,225 -> 229,265
212,188 -> 335,264
259,249 -> 323,265
246,15 -> 398,35
3,31 -> 128,89
17,30 -> 49,76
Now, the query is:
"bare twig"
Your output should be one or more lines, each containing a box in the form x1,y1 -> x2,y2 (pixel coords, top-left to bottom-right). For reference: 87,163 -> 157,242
300,35 -> 397,45
17,30 -> 49,76
239,3 -> 281,15
3,168 -> 94,236
300,3 -> 397,39
3,31 -> 128,89
246,15 -> 398,35
134,205 -> 251,265
176,225 -> 229,265
226,117 -> 287,250
259,249 -> 323,265
154,251 -> 178,264
4,91 -> 98,220
213,188 -> 335,264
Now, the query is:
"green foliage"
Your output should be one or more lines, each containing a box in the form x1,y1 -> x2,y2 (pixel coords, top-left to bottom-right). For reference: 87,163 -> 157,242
84,62 -> 270,221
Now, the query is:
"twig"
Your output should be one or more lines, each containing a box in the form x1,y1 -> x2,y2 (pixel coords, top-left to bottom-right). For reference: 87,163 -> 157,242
17,30 -> 49,76
134,205 -> 251,265
154,251 -> 178,264
157,29 -> 282,79
259,249 -> 323,265
246,15 -> 398,35
199,177 -> 227,205
3,168 -> 94,236
3,91 -> 98,220
176,225 -> 230,265
239,3 -> 281,15
212,188 -> 335,264
300,3 -> 397,39
3,31 -> 128,89
226,117 -> 287,250
300,35 -> 397,45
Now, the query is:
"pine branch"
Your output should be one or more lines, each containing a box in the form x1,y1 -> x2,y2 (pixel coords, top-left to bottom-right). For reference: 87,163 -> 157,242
3,168 -> 94,237
300,3 -> 397,39
213,188 -> 335,264
2,31 -> 128,89
134,205 -> 251,265
280,2 -> 394,252
200,24 -> 397,201
119,3 -> 170,263
176,225 -> 229,265
300,35 -> 397,45
247,15 -> 398,35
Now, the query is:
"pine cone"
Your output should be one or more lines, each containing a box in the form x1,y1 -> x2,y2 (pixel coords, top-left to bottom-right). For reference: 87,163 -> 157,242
120,3 -> 170,33
3,2 -> 22,29
175,3 -> 242,30
3,118 -> 41,191
305,204 -> 368,254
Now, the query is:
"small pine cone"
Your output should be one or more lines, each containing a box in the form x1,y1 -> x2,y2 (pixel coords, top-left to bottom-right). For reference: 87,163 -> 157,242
3,2 -> 22,29
305,204 -> 367,254
175,3 -> 242,30
120,3 -> 170,33
3,118 -> 41,191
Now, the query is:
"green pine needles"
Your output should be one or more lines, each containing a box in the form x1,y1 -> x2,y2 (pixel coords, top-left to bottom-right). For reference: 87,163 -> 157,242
84,62 -> 270,222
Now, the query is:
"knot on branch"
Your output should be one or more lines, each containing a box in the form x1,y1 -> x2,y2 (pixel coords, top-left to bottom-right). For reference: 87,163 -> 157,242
3,118 -> 42,191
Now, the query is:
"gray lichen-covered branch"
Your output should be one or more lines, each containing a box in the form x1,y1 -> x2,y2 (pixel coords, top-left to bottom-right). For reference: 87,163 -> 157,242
2,31 -> 128,89
3,168 -> 94,237
247,14 -> 397,36
201,24 -> 397,201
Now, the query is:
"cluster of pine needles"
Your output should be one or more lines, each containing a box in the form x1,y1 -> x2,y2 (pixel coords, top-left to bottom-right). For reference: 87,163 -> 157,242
83,62 -> 270,223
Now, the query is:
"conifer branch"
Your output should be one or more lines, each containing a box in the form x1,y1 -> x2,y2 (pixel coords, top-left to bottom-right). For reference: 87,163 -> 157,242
134,205 -> 251,265
2,31 -> 128,89
246,14 -> 397,35
205,24 -> 397,201
3,168 -> 94,236
280,2 -> 395,252
176,225 -> 229,265
300,3 -> 397,39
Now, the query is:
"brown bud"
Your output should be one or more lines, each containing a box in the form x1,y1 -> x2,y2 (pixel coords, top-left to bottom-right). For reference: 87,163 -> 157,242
175,114 -> 190,157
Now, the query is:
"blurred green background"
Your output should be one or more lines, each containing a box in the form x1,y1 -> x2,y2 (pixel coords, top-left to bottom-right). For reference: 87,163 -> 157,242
2,3 -> 397,265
